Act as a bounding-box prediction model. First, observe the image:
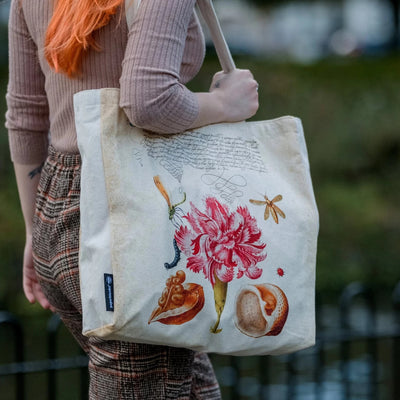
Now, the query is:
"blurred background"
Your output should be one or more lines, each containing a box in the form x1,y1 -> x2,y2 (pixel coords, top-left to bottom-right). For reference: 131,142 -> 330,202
0,0 -> 399,399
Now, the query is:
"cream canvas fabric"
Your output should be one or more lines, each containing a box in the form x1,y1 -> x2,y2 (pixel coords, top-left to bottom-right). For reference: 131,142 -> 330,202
74,88 -> 318,356
74,0 -> 318,356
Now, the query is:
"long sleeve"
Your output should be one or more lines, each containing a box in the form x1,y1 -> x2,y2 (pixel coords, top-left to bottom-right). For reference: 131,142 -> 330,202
5,0 -> 205,159
120,0 -> 204,134
5,0 -> 49,164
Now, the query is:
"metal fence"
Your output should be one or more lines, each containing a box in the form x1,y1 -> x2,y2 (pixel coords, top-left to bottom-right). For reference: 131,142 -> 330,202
1,281 -> 400,400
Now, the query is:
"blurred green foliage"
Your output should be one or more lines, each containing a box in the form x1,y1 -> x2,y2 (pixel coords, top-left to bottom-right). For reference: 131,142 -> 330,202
1,56 -> 399,313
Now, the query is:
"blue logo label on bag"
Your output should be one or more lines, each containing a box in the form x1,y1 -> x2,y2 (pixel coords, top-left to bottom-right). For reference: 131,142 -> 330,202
104,274 -> 114,311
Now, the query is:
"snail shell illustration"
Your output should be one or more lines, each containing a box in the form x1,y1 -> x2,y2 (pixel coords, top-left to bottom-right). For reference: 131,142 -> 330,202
148,270 -> 204,325
234,283 -> 289,338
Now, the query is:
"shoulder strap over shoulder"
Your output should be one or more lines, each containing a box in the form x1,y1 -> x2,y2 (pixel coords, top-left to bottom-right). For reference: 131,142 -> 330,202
196,0 -> 235,73
125,0 -> 141,30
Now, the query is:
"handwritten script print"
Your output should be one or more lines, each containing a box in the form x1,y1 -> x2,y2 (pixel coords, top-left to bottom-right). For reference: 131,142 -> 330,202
201,171 -> 247,204
143,131 -> 267,181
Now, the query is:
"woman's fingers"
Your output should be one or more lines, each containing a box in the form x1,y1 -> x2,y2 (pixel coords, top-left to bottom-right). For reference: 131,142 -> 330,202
24,274 -> 55,311
33,282 -> 54,310
211,68 -> 259,121
23,237 -> 55,312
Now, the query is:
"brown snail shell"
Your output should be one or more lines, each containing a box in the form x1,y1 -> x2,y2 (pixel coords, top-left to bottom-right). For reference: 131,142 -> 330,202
148,270 -> 204,325
234,283 -> 289,338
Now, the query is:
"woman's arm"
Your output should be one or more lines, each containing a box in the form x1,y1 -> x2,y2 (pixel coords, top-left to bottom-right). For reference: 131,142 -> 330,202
6,0 -> 49,165
14,163 -> 43,237
14,163 -> 53,310
6,0 -> 52,310
121,0 -> 258,134
189,69 -> 259,129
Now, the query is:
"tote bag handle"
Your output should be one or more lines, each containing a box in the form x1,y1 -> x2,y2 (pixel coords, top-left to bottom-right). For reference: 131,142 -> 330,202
125,0 -> 236,73
196,0 -> 236,73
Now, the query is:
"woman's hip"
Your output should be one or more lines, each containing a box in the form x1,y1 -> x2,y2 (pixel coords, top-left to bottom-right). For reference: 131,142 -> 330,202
32,146 -> 81,293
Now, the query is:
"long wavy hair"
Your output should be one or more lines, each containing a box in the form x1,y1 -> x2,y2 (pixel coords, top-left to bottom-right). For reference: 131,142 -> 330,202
45,0 -> 124,77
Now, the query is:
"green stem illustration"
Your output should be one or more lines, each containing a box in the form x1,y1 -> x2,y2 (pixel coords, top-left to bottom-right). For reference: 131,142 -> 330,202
169,192 -> 186,220
210,273 -> 228,334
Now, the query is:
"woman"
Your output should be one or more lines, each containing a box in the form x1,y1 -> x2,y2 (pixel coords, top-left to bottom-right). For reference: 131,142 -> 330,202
6,0 -> 259,397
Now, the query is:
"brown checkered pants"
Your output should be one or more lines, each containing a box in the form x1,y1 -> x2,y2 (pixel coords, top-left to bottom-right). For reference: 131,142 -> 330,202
32,147 -> 221,400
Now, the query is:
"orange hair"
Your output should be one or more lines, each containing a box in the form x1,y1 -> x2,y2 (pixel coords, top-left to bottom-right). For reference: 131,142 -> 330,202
45,0 -> 124,77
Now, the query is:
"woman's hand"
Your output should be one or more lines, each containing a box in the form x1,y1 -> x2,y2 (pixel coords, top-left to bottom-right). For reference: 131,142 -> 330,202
189,68 -> 259,130
210,68 -> 259,122
23,234 -> 54,311
13,162 -> 54,311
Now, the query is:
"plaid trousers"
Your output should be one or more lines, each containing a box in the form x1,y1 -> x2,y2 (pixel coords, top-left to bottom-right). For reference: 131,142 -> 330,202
32,146 -> 221,400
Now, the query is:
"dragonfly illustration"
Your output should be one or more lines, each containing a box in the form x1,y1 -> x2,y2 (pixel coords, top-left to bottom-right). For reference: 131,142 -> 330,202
153,176 -> 186,228
249,194 -> 286,224
153,176 -> 187,269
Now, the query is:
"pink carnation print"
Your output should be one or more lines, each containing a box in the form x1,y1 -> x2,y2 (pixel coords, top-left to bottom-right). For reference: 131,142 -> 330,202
175,197 -> 267,333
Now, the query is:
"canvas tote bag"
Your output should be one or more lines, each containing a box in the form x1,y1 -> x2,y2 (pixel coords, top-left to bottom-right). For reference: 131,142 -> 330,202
74,0 -> 319,356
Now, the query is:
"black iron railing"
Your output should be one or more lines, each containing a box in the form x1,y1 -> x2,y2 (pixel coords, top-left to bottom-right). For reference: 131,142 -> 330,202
1,281 -> 400,400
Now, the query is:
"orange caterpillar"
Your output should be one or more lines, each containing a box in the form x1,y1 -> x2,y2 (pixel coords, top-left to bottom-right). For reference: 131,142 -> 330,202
45,0 -> 124,77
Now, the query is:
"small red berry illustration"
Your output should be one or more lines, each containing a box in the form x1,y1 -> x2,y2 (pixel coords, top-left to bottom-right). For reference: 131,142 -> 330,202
277,268 -> 285,277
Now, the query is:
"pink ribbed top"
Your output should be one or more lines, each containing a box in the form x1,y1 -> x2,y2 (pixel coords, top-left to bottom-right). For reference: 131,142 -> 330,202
6,0 -> 205,164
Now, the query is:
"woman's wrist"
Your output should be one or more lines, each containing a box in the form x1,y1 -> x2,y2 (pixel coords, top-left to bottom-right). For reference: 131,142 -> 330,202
189,91 -> 226,129
209,90 -> 227,123
13,162 -> 42,242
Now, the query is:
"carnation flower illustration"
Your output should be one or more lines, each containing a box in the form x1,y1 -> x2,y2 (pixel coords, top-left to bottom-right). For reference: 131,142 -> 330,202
175,197 -> 267,333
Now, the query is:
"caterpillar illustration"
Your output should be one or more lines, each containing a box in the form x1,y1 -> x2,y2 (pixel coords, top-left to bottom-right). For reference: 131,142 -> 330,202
164,239 -> 181,269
